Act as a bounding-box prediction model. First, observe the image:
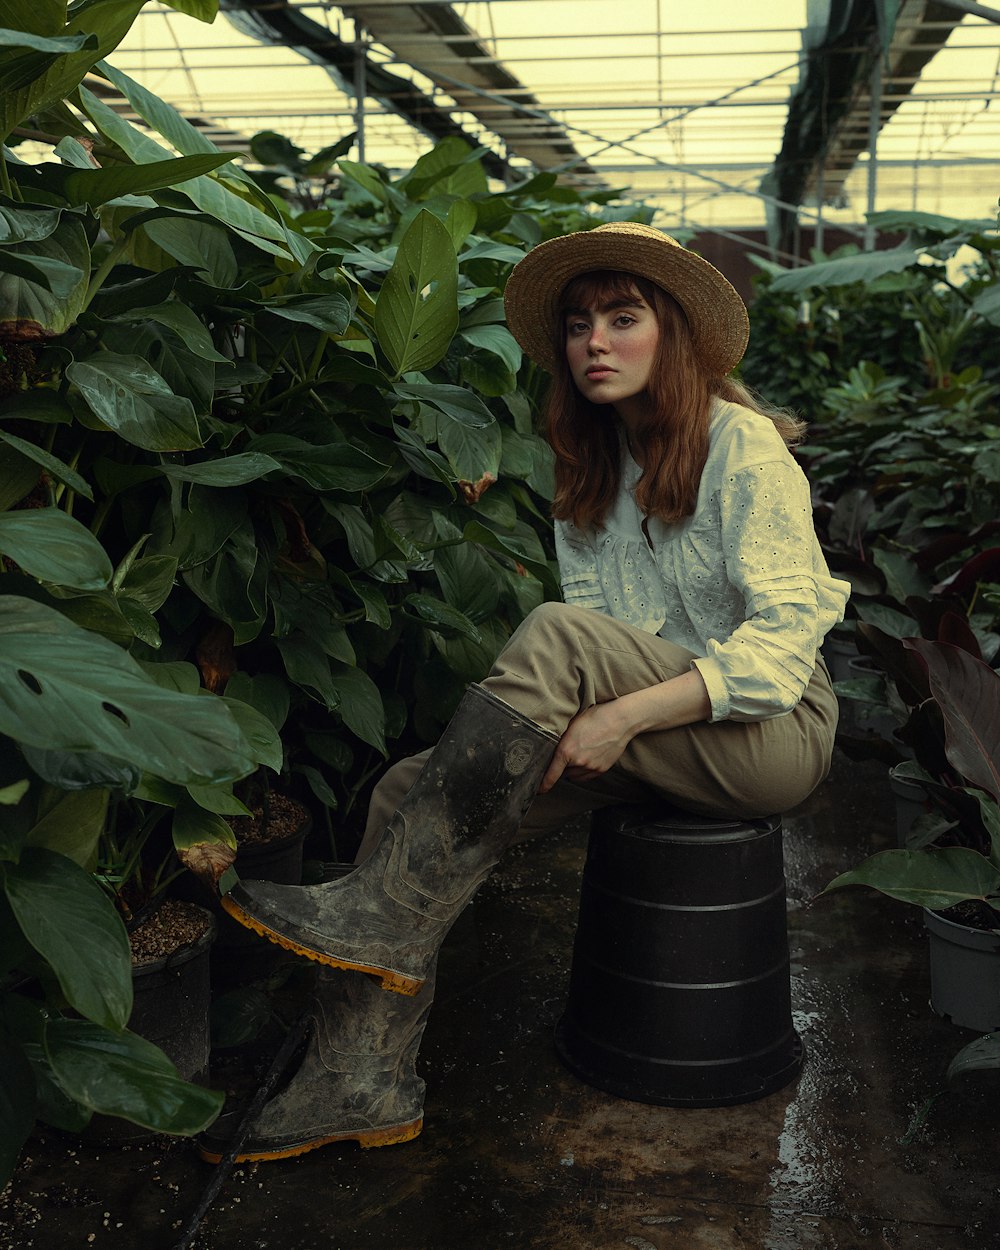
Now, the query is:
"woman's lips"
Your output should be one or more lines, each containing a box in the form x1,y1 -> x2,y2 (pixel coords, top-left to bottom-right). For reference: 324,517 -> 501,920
585,367 -> 615,380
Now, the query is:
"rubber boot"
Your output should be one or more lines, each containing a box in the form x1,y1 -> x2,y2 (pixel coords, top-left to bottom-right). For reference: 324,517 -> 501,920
222,684 -> 558,994
199,962 -> 435,1163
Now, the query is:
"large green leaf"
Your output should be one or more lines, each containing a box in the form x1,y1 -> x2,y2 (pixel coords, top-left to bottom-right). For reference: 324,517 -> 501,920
0,596 -> 255,784
247,435 -> 390,492
25,786 -> 109,867
61,152 -> 234,208
438,415 -> 502,482
114,553 -> 178,614
328,661 -> 386,754
0,0 -> 145,144
0,430 -> 93,499
947,1032 -> 1000,1083
0,203 -> 65,244
374,210 -> 458,376
0,507 -> 112,590
434,541 -> 500,620
972,283 -> 1000,327
159,453 -> 282,487
181,521 -> 267,644
219,696 -> 283,773
99,317 -> 215,417
905,639 -> 1000,803
824,846 -> 1000,909
0,214 -> 89,337
769,245 -> 923,294
152,486 -> 247,571
404,592 -> 482,642
171,801 -> 236,885
66,353 -> 202,451
393,381 -> 493,428
3,847 -> 132,1029
104,299 -> 229,363
78,78 -> 304,259
263,294 -> 351,335
44,1017 -> 224,1132
136,214 -> 238,286
461,519 -> 557,589
460,324 -> 522,374
0,27 -> 94,54
0,1037 -> 36,1190
161,0 -> 219,20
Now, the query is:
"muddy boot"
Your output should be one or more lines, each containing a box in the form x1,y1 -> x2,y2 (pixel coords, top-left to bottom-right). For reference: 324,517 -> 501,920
222,684 -> 558,994
199,963 -> 435,1163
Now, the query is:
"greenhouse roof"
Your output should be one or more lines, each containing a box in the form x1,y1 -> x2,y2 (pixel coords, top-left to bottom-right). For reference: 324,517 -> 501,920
89,1 -> 1000,251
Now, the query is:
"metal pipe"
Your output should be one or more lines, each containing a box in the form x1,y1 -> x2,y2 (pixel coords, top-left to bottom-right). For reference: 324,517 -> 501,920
354,28 -> 367,161
865,50 -> 882,250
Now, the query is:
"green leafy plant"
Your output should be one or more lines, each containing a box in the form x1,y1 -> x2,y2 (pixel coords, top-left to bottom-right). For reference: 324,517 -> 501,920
1,0 -> 651,1187
823,636 -> 1000,913
745,212 -> 1000,593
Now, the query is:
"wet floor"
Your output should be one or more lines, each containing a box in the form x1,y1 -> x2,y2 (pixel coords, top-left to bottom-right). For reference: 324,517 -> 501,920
4,750 -> 999,1250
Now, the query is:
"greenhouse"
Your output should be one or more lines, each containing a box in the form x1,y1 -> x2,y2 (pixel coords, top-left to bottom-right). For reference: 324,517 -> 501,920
1,1 -> 999,1247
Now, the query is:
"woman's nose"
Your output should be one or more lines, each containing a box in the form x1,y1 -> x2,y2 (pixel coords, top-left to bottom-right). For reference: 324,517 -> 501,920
588,326 -> 609,353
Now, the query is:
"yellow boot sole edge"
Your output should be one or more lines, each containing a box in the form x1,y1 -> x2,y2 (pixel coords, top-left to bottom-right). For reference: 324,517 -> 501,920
219,893 -> 423,996
198,1118 -> 424,1165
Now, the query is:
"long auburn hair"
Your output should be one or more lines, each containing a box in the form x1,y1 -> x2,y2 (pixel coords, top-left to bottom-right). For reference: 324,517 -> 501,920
547,270 -> 804,529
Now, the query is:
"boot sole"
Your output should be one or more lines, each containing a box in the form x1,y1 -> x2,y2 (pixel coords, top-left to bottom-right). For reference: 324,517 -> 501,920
198,1117 -> 423,1164
220,893 -> 423,996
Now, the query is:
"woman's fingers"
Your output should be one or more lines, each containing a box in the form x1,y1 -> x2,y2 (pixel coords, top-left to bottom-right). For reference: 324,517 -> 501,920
538,703 -> 633,794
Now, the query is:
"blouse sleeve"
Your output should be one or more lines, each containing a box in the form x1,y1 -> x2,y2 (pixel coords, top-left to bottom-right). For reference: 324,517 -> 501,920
690,457 -> 849,722
554,518 -> 608,613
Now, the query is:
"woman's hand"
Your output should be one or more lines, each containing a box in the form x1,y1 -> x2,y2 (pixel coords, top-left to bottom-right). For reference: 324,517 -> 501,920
539,700 -> 636,793
538,668 -> 712,795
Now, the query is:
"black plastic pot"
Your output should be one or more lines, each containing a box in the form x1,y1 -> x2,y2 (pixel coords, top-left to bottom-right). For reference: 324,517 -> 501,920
87,906 -> 216,1144
215,818 -> 311,948
555,805 -> 802,1107
924,908 -> 1000,1032
888,763 -> 931,848
175,815 -> 311,958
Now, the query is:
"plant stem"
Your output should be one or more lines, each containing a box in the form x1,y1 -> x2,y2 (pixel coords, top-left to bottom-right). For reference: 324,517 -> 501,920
81,237 -> 128,313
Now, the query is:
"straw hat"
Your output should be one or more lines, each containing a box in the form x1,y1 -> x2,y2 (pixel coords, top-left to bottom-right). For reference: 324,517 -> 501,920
503,221 -> 749,376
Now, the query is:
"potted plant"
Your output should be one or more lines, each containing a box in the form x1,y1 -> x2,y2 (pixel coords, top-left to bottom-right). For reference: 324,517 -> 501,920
822,635 -> 1000,1031
0,594 -> 271,1180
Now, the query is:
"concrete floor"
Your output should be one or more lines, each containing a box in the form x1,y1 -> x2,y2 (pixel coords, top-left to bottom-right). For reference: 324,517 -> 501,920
4,750 -> 999,1250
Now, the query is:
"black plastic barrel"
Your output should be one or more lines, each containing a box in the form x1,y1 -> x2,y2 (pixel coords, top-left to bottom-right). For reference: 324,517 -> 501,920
555,805 -> 803,1107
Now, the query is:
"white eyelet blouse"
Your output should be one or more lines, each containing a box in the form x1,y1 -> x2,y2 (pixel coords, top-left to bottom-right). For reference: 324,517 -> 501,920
553,399 -> 851,723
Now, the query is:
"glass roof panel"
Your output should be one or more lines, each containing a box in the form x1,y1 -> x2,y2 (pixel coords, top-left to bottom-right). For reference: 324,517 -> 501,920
91,1 -> 1000,240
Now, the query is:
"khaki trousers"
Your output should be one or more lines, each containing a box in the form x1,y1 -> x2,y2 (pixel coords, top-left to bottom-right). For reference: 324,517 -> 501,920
358,601 -> 838,863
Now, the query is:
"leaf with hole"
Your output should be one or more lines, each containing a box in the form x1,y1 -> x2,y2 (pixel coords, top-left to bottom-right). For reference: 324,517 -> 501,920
0,596 -> 255,785
374,210 -> 458,376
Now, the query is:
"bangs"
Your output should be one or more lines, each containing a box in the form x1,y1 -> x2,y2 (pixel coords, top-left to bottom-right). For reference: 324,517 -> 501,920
558,269 -> 657,315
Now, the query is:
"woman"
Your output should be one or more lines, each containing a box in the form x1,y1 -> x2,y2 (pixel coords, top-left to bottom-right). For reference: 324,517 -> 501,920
204,222 -> 849,1164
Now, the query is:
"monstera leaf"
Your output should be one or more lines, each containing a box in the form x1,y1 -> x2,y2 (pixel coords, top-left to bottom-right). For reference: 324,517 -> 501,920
0,596 -> 255,785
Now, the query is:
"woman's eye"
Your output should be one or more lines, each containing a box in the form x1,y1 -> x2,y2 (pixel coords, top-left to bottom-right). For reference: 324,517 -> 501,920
615,314 -> 636,327
567,321 -> 588,335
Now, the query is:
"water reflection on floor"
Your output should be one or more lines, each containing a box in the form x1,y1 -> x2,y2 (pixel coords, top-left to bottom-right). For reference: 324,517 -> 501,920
3,752 -> 999,1250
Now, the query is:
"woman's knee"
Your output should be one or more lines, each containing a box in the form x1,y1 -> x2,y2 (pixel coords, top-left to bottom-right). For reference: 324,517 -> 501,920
506,600 -> 593,653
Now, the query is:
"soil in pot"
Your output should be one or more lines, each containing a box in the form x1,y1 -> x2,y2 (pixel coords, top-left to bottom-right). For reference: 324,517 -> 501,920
228,792 -> 311,887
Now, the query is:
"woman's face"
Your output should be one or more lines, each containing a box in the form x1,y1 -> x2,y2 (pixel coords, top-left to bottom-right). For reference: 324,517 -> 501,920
563,290 -> 660,414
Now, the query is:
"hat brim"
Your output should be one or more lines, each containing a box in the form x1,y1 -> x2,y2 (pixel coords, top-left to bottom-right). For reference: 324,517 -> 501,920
503,224 -> 749,377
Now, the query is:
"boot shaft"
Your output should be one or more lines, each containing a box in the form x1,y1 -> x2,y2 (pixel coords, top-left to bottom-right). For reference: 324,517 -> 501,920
387,685 -> 558,911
